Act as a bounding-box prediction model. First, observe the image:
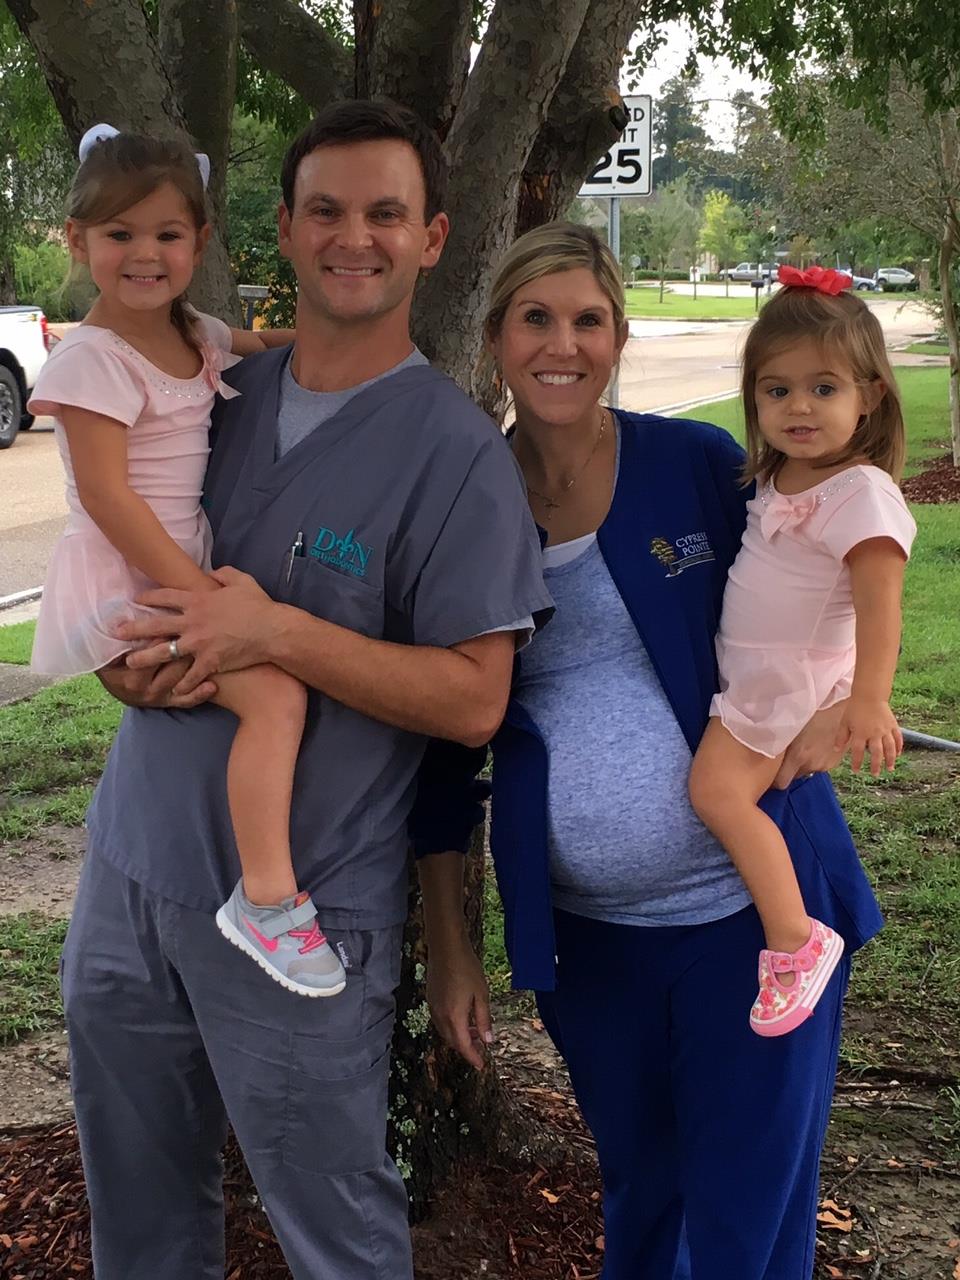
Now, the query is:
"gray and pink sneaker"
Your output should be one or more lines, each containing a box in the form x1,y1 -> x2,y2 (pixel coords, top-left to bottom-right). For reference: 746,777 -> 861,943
750,918 -> 844,1037
215,882 -> 346,998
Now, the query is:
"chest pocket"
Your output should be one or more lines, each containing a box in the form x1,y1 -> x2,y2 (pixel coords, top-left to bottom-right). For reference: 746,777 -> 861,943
282,556 -> 385,639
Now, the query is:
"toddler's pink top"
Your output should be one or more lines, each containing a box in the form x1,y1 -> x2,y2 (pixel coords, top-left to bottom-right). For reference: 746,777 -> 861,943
711,464 -> 916,757
28,314 -> 242,675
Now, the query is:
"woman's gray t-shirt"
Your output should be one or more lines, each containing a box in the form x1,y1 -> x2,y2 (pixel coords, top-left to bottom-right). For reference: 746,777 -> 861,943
514,533 -> 749,927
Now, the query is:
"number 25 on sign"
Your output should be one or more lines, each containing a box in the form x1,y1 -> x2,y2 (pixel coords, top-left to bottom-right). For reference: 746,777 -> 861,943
579,95 -> 653,198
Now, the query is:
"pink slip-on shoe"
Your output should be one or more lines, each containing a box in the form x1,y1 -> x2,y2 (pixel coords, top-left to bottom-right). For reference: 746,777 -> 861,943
750,919 -> 845,1037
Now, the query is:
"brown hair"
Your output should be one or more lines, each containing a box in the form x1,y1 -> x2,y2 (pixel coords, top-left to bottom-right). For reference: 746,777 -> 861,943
281,99 -> 448,221
66,131 -> 208,351
741,286 -> 906,483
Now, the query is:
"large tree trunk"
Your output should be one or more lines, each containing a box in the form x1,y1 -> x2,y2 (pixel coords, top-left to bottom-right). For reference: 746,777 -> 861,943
390,822 -> 499,1215
516,0 -> 643,234
159,0 -> 237,236
414,0 -> 592,394
355,0 -> 472,138
6,0 -> 239,320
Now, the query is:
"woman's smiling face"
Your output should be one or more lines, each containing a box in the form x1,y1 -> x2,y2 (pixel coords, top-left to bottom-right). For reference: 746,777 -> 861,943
491,267 -> 626,427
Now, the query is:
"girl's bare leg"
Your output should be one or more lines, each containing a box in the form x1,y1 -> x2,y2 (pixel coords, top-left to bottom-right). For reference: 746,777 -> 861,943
213,665 -> 307,906
689,718 -> 810,955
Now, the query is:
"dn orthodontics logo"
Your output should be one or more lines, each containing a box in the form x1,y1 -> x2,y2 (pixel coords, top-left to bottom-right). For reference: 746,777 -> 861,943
309,526 -> 373,578
649,531 -> 715,578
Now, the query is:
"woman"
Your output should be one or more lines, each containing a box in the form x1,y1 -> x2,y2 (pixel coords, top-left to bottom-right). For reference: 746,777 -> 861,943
414,222 -> 882,1279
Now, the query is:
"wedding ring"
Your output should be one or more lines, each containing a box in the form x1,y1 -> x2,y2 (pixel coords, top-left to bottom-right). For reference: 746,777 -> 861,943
168,638 -> 181,661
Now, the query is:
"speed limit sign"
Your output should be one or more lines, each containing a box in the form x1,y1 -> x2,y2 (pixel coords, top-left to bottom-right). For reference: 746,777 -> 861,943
579,95 -> 652,197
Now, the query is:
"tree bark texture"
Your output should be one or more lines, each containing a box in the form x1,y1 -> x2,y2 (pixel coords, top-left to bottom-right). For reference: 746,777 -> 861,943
237,0 -> 351,111
413,0 -> 592,394
354,0 -> 472,138
7,0 -> 239,320
390,820 -> 500,1218
159,0 -> 238,233
516,0 -> 644,235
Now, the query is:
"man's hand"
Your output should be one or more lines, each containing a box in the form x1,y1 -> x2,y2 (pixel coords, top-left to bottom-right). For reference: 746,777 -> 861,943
425,934 -> 494,1072
773,700 -> 848,789
835,696 -> 902,776
115,567 -> 279,694
97,656 -> 217,709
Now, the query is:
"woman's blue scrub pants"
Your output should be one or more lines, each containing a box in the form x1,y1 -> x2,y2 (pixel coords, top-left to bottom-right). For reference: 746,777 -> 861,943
536,905 -> 848,1280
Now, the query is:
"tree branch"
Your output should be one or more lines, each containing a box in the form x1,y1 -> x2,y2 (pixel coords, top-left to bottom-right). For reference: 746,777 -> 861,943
354,0 -> 472,137
413,0 -> 592,389
518,0 -> 646,232
236,0 -> 351,111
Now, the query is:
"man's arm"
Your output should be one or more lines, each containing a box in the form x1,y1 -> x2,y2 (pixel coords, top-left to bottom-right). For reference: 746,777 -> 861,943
97,656 -> 217,709
116,567 -> 516,746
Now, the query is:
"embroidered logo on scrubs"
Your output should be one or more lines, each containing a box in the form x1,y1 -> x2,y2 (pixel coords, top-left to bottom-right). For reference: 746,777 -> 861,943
308,526 -> 373,578
650,532 -> 715,577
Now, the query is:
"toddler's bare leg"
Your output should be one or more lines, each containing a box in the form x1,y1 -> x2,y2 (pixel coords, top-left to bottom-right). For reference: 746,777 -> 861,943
689,718 -> 810,955
213,666 -> 307,906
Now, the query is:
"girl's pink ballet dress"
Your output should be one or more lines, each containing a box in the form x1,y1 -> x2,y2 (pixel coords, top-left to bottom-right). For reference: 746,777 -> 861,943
711,464 -> 917,758
28,314 -> 241,675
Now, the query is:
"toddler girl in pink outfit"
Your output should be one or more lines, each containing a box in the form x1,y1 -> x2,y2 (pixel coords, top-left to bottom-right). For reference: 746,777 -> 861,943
689,266 -> 916,1036
30,125 -> 345,999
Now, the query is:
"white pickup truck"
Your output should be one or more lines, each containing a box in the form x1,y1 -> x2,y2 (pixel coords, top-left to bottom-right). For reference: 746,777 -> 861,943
0,305 -> 51,449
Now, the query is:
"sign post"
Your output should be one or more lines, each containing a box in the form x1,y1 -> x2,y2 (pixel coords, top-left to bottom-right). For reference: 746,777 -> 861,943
579,96 -> 652,408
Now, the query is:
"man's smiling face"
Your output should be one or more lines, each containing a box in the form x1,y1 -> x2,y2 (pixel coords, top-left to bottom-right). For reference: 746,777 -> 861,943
278,139 -> 448,328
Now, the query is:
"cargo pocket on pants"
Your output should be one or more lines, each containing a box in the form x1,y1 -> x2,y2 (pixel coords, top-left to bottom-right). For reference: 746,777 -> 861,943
282,1029 -> 392,1175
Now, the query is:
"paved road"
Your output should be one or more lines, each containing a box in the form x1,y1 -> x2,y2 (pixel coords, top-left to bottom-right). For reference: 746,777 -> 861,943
0,299 -> 938,600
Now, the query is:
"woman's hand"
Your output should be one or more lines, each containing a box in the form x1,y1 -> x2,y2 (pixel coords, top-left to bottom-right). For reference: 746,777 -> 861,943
835,696 -> 902,775
425,934 -> 494,1072
774,700 -> 848,788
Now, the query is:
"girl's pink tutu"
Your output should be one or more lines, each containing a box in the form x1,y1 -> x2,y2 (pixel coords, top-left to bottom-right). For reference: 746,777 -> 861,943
711,465 -> 916,758
28,316 -> 240,676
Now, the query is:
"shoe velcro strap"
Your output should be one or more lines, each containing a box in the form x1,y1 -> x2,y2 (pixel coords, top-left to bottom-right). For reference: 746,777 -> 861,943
257,899 -> 317,940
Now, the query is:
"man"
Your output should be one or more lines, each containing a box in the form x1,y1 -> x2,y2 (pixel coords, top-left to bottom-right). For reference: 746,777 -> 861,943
66,99 -> 551,1280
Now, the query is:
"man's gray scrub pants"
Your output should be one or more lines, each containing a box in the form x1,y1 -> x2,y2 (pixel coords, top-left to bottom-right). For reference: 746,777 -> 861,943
62,853 -> 412,1280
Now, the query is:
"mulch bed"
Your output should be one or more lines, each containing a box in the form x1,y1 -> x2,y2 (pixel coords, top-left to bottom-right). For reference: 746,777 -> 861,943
902,455 -> 960,502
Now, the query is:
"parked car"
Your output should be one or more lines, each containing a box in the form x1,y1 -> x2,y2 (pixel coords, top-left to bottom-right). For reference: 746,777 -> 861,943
873,267 -> 918,292
0,305 -> 51,449
719,261 -> 778,282
837,266 -> 877,291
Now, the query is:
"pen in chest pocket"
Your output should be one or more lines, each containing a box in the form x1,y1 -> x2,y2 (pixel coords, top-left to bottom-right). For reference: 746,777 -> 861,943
285,530 -> 304,584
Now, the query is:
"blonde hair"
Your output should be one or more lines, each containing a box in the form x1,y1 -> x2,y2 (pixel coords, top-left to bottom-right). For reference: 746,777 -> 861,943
742,287 -> 906,483
67,131 -> 208,351
482,221 -> 626,387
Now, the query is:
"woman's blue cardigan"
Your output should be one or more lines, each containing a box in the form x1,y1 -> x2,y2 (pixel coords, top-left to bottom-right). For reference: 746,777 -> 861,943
411,412 -> 883,992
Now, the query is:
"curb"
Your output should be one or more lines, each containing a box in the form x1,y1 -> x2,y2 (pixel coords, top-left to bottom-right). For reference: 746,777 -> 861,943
0,587 -> 42,613
655,390 -> 740,417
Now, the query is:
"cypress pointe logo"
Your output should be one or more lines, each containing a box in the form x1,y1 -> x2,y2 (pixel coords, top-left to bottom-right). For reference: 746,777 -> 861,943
308,525 -> 374,578
649,531 -> 715,577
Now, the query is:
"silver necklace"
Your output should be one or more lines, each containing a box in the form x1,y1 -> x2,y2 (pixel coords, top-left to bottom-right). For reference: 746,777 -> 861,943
523,408 -> 606,518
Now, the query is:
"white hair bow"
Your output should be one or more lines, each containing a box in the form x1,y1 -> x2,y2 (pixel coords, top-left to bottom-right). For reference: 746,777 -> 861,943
77,122 -> 210,189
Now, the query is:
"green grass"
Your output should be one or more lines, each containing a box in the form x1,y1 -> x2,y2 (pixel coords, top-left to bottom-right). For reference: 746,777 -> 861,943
0,675 -> 121,840
0,913 -> 68,1044
903,341 -> 950,357
832,758 -> 960,1051
0,620 -> 36,665
625,287 -> 758,321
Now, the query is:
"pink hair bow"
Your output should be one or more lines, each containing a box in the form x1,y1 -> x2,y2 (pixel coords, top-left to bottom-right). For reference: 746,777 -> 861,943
777,265 -> 852,295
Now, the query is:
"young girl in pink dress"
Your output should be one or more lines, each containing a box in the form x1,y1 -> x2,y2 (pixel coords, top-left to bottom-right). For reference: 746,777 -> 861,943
689,266 -> 916,1036
29,125 -> 346,999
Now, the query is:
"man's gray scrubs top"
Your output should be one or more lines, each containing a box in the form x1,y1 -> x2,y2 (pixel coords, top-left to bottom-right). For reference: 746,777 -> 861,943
87,347 -> 553,931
